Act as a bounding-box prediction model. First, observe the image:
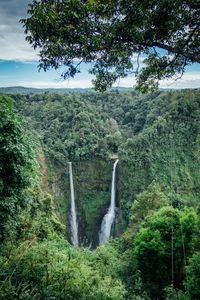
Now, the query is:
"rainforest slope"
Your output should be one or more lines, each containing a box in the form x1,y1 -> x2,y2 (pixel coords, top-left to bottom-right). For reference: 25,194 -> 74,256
9,89 -> 200,247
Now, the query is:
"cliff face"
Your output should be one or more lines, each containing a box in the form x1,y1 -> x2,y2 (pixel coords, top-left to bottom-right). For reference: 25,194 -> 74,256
44,159 -> 122,248
68,160 -> 113,247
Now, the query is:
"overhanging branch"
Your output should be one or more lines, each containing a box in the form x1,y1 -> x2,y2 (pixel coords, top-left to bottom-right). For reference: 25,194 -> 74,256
152,42 -> 200,63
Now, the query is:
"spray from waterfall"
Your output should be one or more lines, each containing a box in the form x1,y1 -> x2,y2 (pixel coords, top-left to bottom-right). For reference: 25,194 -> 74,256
99,159 -> 119,245
68,162 -> 78,246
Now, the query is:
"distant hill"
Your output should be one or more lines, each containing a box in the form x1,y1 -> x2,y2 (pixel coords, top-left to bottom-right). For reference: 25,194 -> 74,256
0,86 -> 133,94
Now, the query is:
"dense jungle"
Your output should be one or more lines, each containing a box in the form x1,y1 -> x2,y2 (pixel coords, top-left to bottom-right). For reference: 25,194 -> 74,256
0,88 -> 200,299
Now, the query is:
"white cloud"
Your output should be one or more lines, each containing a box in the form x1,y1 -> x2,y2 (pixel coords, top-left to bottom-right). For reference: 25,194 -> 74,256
0,0 -> 39,62
0,25 -> 39,61
160,73 -> 200,89
113,76 -> 136,88
7,79 -> 94,89
113,72 -> 200,89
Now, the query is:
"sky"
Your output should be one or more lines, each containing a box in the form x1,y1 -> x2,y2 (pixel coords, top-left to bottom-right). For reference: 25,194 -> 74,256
0,0 -> 200,90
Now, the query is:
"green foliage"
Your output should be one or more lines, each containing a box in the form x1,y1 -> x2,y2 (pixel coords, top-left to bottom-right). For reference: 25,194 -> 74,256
133,207 -> 198,299
0,95 -> 38,242
13,92 -> 118,165
185,251 -> 200,299
0,235 -> 126,299
22,186 -> 65,240
118,89 -> 200,226
22,0 -> 200,91
130,181 -> 168,232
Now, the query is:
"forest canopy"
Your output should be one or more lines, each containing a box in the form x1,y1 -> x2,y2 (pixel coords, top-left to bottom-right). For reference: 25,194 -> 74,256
22,0 -> 200,92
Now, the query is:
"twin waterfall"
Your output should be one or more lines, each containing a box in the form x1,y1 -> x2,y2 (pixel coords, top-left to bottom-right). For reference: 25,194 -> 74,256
68,162 -> 78,247
68,160 -> 119,247
99,159 -> 119,245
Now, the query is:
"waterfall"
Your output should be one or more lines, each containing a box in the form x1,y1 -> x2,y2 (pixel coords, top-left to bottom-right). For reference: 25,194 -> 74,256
99,159 -> 119,245
68,162 -> 78,246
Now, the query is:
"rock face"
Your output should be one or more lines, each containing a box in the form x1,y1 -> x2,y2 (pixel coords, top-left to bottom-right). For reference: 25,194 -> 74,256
46,159 -> 122,248
70,160 -> 123,248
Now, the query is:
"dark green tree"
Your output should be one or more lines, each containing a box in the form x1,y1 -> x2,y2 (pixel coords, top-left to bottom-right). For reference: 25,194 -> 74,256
21,0 -> 200,92
0,95 -> 38,241
186,251 -> 200,299
129,181 -> 168,233
133,206 -> 198,299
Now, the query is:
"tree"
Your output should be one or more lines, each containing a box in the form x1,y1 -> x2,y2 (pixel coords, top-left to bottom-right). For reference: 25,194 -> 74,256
21,0 -> 200,92
0,95 -> 38,241
133,207 -> 198,299
129,181 -> 168,233
186,251 -> 200,299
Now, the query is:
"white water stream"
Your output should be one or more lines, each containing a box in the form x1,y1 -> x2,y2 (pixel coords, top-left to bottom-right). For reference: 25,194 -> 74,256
68,162 -> 78,246
99,159 -> 119,245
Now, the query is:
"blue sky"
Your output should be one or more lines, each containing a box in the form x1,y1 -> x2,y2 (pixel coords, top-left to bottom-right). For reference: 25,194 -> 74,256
0,0 -> 200,89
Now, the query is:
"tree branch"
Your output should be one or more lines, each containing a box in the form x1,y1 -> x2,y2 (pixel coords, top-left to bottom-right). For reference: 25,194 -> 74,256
152,42 -> 200,63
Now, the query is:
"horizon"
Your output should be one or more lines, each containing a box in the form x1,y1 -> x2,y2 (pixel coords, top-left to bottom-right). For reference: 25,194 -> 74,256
1,85 -> 200,92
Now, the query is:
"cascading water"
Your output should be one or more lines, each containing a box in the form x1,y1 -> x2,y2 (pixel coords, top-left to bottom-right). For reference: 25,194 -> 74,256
99,159 -> 119,245
68,162 -> 78,246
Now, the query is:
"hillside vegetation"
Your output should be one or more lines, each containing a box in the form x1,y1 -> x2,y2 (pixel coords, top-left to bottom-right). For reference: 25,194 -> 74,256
12,89 -> 200,230
0,90 -> 199,299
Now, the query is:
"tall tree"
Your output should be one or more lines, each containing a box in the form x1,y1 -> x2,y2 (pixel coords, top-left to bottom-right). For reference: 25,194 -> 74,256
0,95 -> 38,241
133,207 -> 198,298
22,0 -> 200,92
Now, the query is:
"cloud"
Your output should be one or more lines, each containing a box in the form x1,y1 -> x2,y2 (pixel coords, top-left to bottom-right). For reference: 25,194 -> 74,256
114,72 -> 200,89
6,79 -> 94,89
0,0 -> 30,20
113,76 -> 136,88
160,73 -> 200,89
0,0 -> 38,61
0,32 -> 39,61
